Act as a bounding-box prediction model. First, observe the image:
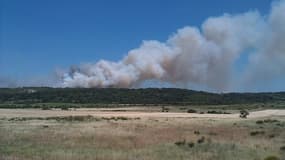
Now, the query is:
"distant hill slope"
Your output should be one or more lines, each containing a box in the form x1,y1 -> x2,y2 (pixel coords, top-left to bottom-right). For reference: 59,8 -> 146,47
1,87 -> 285,105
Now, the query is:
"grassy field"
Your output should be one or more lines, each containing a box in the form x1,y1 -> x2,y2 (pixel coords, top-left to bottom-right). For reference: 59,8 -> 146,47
0,108 -> 284,160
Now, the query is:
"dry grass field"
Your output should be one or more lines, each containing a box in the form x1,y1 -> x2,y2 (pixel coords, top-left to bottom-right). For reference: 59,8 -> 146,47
0,108 -> 285,160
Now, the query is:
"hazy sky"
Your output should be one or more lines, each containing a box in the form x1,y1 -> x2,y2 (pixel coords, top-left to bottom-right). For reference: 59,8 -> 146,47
2,0 -> 284,92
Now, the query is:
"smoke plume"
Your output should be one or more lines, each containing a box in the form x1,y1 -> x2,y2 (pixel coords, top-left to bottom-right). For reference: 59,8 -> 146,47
62,0 -> 285,91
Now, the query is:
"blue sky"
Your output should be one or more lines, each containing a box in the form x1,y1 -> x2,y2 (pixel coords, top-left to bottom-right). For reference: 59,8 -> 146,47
0,0 -> 279,90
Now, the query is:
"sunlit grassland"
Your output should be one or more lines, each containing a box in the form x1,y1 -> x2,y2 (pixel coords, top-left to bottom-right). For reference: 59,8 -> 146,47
0,114 -> 284,160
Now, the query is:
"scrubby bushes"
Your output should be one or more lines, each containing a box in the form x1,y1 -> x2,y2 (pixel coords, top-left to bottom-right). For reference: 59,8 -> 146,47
197,136 -> 205,144
174,139 -> 195,148
174,136 -> 207,149
264,156 -> 280,160
187,109 -> 197,113
240,110 -> 249,118
194,130 -> 200,135
1,87 -> 285,106
174,139 -> 186,146
101,116 -> 140,121
207,110 -> 231,114
161,106 -> 170,112
250,131 -> 265,136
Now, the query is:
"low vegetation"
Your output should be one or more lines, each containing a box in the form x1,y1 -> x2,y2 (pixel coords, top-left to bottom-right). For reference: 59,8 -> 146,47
7,115 -> 140,122
0,113 -> 284,160
1,87 -> 285,107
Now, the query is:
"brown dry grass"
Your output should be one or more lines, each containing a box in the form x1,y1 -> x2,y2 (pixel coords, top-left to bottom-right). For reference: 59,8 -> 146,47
0,109 -> 284,160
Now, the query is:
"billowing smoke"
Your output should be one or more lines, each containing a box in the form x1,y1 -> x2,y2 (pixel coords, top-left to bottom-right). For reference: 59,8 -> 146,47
61,0 -> 285,91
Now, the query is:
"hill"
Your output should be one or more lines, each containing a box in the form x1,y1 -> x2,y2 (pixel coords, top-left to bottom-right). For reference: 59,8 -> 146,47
1,87 -> 285,106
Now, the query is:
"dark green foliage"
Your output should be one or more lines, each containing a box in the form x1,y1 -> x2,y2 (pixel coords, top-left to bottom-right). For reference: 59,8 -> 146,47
1,87 -> 285,107
174,139 -> 186,146
207,110 -> 231,114
175,140 -> 195,148
187,142 -> 195,148
240,110 -> 249,118
187,109 -> 197,113
256,119 -> 280,124
276,123 -> 285,127
250,131 -> 265,136
256,120 -> 264,124
263,119 -> 280,123
197,136 -> 205,144
264,156 -> 280,160
161,106 -> 170,112
280,146 -> 285,151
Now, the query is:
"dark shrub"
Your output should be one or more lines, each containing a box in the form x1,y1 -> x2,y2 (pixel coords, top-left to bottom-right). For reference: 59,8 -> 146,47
250,131 -> 265,136
175,139 -> 186,146
194,131 -> 200,135
240,110 -> 249,118
276,123 -> 285,127
264,119 -> 279,123
256,120 -> 264,124
207,110 -> 231,114
116,116 -> 128,120
161,107 -> 170,112
197,136 -> 205,144
187,142 -> 195,148
187,109 -> 197,113
264,156 -> 280,160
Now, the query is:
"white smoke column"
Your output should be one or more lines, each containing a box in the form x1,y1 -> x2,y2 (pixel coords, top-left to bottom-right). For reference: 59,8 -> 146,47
244,0 -> 285,87
62,0 -> 285,91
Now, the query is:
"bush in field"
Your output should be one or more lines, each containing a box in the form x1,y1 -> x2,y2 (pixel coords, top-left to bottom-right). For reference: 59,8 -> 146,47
197,136 -> 205,144
240,110 -> 249,118
187,109 -> 197,113
187,142 -> 195,148
256,120 -> 264,124
161,106 -> 169,112
250,131 -> 265,136
174,139 -> 186,146
194,130 -> 200,135
207,110 -> 230,114
264,156 -> 280,160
